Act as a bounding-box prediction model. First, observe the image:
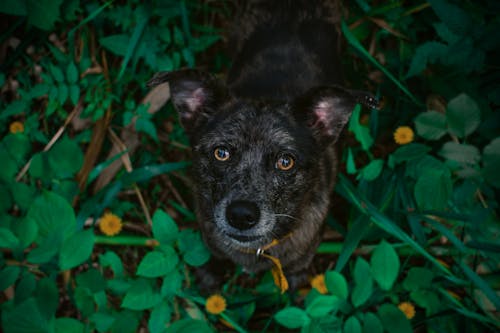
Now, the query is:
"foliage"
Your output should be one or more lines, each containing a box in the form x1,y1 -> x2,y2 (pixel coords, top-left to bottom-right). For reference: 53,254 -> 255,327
0,0 -> 499,333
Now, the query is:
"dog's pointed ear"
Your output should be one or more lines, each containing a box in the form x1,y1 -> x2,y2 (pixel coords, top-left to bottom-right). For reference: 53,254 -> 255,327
294,86 -> 379,144
147,69 -> 228,134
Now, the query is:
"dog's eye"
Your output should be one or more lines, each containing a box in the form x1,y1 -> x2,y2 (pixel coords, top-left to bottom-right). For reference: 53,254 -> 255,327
214,147 -> 230,161
276,154 -> 295,171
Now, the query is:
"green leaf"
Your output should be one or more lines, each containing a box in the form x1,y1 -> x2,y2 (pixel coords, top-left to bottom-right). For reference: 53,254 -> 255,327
414,169 -> 452,211
34,278 -> 59,319
446,93 -> 481,138
161,269 -> 183,298
137,248 -> 178,277
122,279 -> 161,310
165,319 -> 213,333
274,307 -> 310,329
352,258 -> 373,307
0,0 -> 27,15
59,229 -> 95,270
410,290 -> 440,315
389,143 -> 431,166
69,84 -> 80,105
378,304 -> 412,333
371,240 -> 400,291
346,148 -> 357,174
26,232 -> 61,264
1,298 -> 53,333
1,100 -> 30,120
0,266 -> 20,292
482,137 -> 500,188
135,117 -> 158,141
403,267 -> 434,292
306,295 -> 341,318
152,209 -> 179,245
12,217 -> 38,249
325,271 -> 348,300
439,142 -> 480,165
89,312 -> 115,333
55,317 -> 84,333
10,182 -> 36,211
27,191 -> 76,241
75,269 -> 106,294
148,301 -> 172,333
66,62 -> 78,84
348,105 -> 373,151
178,229 -> 210,267
427,0 -> 473,36
100,34 -> 130,56
358,159 -> 384,181
363,312 -> 383,333
414,111 -> 447,140
406,41 -> 448,78
344,316 -> 362,333
48,135 -> 84,177
0,227 -> 20,249
58,84 -> 69,104
99,251 -> 124,278
26,0 -> 63,30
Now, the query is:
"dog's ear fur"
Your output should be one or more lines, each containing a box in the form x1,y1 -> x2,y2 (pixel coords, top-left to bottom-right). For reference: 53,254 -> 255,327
294,86 -> 379,144
147,69 -> 228,134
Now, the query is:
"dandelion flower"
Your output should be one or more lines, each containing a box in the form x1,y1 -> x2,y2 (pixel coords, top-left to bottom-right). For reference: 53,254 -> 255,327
9,121 -> 24,134
398,302 -> 416,319
393,126 -> 414,145
311,274 -> 328,294
205,294 -> 226,315
99,212 -> 122,236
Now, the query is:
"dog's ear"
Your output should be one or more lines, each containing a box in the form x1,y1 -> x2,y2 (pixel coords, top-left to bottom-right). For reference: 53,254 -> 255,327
294,86 -> 379,144
147,69 -> 228,134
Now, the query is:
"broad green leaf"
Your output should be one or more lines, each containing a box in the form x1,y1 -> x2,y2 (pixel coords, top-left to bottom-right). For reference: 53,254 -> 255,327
89,312 -> 115,333
428,0 -> 473,36
410,290 -> 440,315
344,316 -> 361,333
274,307 -> 310,329
109,310 -> 141,333
48,135 -> 84,177
59,229 -> 95,270
0,100 -> 29,120
358,159 -> 384,181
66,62 -> 78,84
1,298 -> 53,333
27,191 -> 76,240
306,295 -> 341,318
0,0 -> 27,15
406,41 -> 448,78
363,312 -> 383,333
371,240 -> 400,291
149,301 -> 172,333
73,286 -> 94,317
388,143 -> 431,166
100,34 -> 130,56
99,251 -> 124,278
414,169 -> 452,211
403,267 -> 434,292
482,137 -> 500,188
346,148 -> 357,174
136,117 -> 158,141
446,93 -> 481,138
0,227 -> 20,248
325,271 -> 348,300
352,258 -> 373,307
137,248 -> 178,277
165,318 -> 213,333
75,269 -> 106,293
161,269 -> 183,298
35,278 -> 58,319
26,0 -> 63,30
55,318 -> 84,333
178,229 -> 210,267
378,304 -> 412,333
0,266 -> 20,292
348,105 -> 373,151
122,279 -> 161,310
414,111 -> 447,140
10,182 -> 36,211
26,232 -> 61,264
58,84 -> 69,104
49,63 -> 65,83
152,209 -> 179,245
439,142 -> 480,165
69,84 -> 80,105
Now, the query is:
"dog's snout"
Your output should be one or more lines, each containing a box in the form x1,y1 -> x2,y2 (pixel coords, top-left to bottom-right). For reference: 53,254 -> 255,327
226,200 -> 260,230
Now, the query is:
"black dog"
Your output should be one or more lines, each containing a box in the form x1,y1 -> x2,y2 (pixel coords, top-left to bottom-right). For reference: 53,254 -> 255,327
148,0 -> 377,291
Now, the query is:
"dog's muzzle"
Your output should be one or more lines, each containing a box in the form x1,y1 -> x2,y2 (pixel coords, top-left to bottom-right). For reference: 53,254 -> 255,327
225,200 -> 260,230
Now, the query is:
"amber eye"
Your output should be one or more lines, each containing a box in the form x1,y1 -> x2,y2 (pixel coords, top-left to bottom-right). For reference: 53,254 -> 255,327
276,154 -> 295,171
214,147 -> 230,161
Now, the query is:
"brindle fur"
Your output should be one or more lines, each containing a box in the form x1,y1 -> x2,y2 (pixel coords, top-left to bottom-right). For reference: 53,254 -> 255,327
148,0 -> 378,290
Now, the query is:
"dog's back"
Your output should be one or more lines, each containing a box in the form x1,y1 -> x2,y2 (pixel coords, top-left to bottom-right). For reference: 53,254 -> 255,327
227,0 -> 343,100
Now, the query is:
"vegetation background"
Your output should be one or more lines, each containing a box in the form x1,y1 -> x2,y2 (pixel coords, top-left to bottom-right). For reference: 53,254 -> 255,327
0,0 -> 499,332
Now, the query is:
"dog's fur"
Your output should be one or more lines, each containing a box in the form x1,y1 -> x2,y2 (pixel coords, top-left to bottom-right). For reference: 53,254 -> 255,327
148,0 -> 377,289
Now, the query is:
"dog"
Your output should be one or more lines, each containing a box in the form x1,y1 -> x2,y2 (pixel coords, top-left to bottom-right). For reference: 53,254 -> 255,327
148,0 -> 378,290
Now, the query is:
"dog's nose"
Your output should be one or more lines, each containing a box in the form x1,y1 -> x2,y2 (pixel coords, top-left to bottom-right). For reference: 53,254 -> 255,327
226,200 -> 260,230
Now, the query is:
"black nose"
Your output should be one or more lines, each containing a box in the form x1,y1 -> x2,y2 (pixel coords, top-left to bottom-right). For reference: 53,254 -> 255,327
226,200 -> 260,230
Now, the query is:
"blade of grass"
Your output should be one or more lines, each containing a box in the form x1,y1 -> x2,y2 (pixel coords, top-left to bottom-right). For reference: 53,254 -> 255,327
458,261 -> 500,311
68,0 -> 114,36
341,20 -> 422,106
334,216 -> 371,272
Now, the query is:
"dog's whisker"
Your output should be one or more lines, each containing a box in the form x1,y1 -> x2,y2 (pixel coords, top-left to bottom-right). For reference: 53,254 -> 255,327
273,213 -> 297,221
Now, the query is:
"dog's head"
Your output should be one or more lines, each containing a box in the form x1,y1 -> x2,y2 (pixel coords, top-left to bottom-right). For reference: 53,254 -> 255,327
148,69 -> 377,261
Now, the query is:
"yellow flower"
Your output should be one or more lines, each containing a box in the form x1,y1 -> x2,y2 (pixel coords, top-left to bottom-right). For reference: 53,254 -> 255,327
9,121 -> 24,134
310,274 -> 328,294
205,294 -> 226,315
99,212 -> 123,236
398,302 -> 416,319
393,126 -> 414,145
